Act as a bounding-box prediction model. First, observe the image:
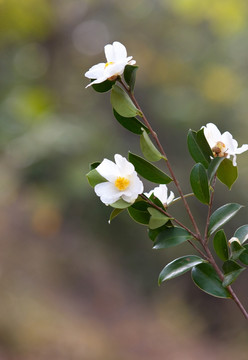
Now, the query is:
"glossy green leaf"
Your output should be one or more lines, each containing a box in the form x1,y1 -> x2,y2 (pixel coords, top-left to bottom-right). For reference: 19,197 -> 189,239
223,260 -> 243,273
148,223 -> 171,241
234,225 -> 248,244
124,65 -> 138,93
222,260 -> 245,287
92,79 -> 116,92
110,199 -> 131,209
128,201 -> 150,225
191,263 -> 231,298
113,109 -> 149,135
187,129 -> 212,169
110,84 -> 142,118
213,230 -> 228,261
109,208 -> 125,223
147,207 -> 170,230
208,203 -> 243,236
86,168 -> 106,187
153,227 -> 193,249
217,158 -> 238,189
207,157 -> 224,183
158,255 -> 206,285
229,239 -> 246,260
190,163 -> 210,204
239,244 -> 248,265
222,270 -> 244,287
128,152 -> 172,184
140,129 -> 162,162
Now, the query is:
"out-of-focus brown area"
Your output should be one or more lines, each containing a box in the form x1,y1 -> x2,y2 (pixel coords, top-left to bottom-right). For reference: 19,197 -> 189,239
0,0 -> 248,358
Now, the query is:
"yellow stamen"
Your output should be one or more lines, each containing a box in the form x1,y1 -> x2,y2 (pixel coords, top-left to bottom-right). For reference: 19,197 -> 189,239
104,61 -> 114,69
212,141 -> 227,157
115,177 -> 130,191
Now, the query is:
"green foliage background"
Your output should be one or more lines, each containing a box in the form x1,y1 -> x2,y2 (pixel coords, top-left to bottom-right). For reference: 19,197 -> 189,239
0,0 -> 248,358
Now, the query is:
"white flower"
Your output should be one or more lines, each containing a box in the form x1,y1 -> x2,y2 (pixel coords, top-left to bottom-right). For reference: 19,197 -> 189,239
145,184 -> 175,207
202,123 -> 248,166
94,154 -> 143,205
85,41 -> 136,88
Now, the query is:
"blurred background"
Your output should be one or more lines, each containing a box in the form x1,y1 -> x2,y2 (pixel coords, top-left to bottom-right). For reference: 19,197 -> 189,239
1,0 -> 248,358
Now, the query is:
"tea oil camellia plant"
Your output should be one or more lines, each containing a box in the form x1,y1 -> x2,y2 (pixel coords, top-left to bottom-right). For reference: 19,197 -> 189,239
85,41 -> 248,320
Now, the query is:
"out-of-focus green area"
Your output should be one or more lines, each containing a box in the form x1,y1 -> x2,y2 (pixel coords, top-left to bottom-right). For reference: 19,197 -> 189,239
1,0 -> 248,358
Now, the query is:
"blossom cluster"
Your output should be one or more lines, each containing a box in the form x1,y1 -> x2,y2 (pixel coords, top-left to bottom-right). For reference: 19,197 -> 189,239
85,41 -> 248,207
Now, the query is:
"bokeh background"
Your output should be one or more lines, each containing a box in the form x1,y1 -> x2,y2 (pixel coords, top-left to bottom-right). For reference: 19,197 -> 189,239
1,0 -> 248,359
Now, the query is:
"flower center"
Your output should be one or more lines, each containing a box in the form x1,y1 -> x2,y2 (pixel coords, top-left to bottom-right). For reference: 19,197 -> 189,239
115,177 -> 130,191
104,61 -> 114,69
212,141 -> 227,157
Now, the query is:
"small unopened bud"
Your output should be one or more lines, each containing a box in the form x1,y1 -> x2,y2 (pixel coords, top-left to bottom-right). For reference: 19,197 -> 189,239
228,237 -> 241,246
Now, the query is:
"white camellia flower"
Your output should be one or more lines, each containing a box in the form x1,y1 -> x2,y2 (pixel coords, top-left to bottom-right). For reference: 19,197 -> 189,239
145,184 -> 175,207
94,154 -> 143,205
85,41 -> 136,88
202,123 -> 248,166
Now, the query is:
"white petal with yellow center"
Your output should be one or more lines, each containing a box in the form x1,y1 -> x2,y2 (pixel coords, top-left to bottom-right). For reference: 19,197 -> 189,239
94,154 -> 143,205
202,123 -> 248,166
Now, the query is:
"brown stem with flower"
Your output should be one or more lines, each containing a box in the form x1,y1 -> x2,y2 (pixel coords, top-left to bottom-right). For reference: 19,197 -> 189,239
119,79 -> 248,320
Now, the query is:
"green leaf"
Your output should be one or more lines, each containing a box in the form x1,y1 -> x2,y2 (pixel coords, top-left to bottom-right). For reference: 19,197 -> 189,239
187,129 -> 212,169
90,162 -> 101,170
208,203 -> 243,236
239,244 -> 248,265
148,223 -> 171,241
148,193 -> 165,209
153,227 -> 193,249
229,239 -> 246,260
191,263 -> 231,298
217,158 -> 238,189
128,152 -> 172,184
92,79 -> 116,92
147,207 -> 170,230
110,199 -> 131,209
140,129 -> 162,162
222,260 -> 245,287
109,208 -> 125,223
113,109 -> 149,135
110,84 -> 142,118
190,163 -> 210,204
207,157 -> 224,183
124,65 -> 138,93
222,271 -> 244,287
128,201 -> 150,225
86,168 -> 107,187
213,230 -> 229,261
223,259 -> 242,273
158,255 -> 206,285
234,225 -> 248,244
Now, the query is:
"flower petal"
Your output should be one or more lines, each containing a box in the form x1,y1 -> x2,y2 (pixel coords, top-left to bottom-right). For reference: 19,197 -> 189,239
235,144 -> 248,155
167,191 -> 175,205
114,154 -> 135,176
203,123 -> 222,148
104,44 -> 114,62
106,61 -> 127,77
112,41 -> 127,61
94,182 -> 121,205
153,184 -> 168,204
85,63 -> 105,79
96,158 -> 119,182
85,76 -> 108,88
221,131 -> 236,154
